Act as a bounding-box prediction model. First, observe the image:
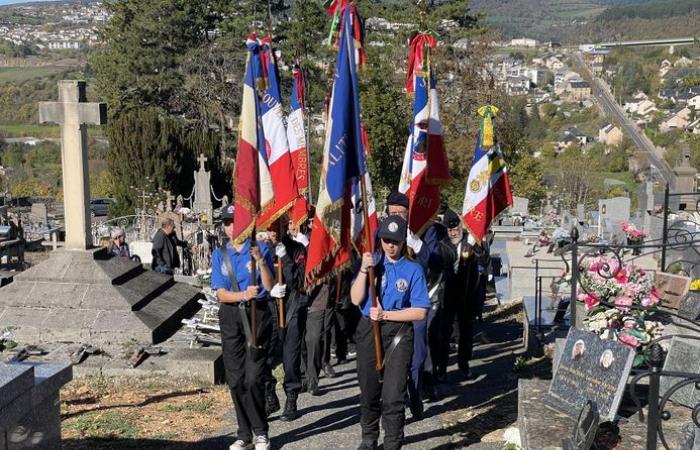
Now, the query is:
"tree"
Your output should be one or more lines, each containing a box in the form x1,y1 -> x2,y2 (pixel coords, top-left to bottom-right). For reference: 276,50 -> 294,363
509,153 -> 546,210
106,108 -> 221,216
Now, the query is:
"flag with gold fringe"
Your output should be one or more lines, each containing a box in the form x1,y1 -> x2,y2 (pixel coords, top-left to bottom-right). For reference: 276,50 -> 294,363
461,106 -> 513,242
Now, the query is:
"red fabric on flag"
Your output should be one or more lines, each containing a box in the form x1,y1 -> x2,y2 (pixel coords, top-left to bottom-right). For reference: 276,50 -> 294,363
406,33 -> 437,93
232,139 -> 259,243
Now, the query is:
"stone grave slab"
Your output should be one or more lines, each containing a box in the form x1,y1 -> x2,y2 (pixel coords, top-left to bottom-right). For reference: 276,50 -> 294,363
29,203 -> 48,227
0,365 -> 33,411
512,196 -> 529,216
545,328 -> 635,422
0,362 -> 72,450
655,272 -> 691,309
660,337 -> 700,409
165,348 -> 224,385
678,292 -> 700,321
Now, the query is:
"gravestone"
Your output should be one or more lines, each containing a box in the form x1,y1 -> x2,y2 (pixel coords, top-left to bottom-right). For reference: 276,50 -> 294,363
192,154 -> 213,221
545,328 -> 635,421
0,81 -> 203,351
576,204 -> 585,224
679,292 -> 700,321
512,196 -> 529,216
29,203 -> 48,227
0,362 -> 72,450
661,338 -> 700,408
158,191 -> 183,240
598,197 -> 631,239
674,149 -> 698,212
39,80 -> 107,250
654,272 -> 691,309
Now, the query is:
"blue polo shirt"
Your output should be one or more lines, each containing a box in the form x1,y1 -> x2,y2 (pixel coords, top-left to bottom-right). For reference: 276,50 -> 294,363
360,255 -> 431,318
211,239 -> 274,300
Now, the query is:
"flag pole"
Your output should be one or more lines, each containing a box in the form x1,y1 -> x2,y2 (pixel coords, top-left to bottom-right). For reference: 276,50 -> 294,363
360,173 -> 383,370
250,226 -> 258,348
277,220 -> 286,329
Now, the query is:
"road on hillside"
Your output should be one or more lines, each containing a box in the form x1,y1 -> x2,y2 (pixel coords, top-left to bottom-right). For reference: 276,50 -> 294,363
573,52 -> 676,188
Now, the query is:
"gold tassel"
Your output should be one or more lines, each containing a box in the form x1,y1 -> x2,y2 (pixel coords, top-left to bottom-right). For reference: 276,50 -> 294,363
478,105 -> 499,148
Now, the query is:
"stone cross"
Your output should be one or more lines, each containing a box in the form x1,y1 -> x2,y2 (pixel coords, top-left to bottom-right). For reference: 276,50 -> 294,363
197,153 -> 208,169
165,191 -> 175,212
193,153 -> 213,220
39,81 -> 107,250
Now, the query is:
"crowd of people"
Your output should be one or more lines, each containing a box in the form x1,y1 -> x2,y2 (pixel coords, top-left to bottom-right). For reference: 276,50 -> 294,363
104,192 -> 492,450
208,191 -> 492,450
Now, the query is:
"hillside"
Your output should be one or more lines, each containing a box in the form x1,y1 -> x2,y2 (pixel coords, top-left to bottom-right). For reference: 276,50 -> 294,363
468,0 -> 683,42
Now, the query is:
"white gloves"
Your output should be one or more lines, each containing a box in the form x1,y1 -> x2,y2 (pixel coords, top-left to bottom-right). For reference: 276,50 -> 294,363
275,243 -> 287,259
294,233 -> 310,247
270,283 -> 287,298
406,230 -> 423,254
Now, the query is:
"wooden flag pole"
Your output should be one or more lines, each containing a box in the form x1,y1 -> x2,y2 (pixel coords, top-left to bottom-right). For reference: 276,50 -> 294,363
360,173 -> 383,371
250,228 -> 258,348
277,220 -> 286,329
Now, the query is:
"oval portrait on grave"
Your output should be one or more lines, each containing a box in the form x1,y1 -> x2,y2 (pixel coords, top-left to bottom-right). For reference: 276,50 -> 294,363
599,349 -> 615,370
571,339 -> 586,360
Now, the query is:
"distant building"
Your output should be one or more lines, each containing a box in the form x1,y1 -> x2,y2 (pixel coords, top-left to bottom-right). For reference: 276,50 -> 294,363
660,106 -> 692,132
569,81 -> 591,101
510,38 -> 538,48
599,124 -> 623,146
506,75 -> 530,96
558,126 -> 591,151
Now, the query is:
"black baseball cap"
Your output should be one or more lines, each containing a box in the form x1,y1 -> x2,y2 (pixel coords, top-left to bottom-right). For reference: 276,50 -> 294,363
378,215 -> 407,242
386,191 -> 409,209
442,208 -> 461,229
221,205 -> 234,220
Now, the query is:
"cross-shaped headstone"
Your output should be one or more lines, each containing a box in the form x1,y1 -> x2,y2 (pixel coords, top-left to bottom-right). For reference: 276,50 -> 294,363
197,153 -> 208,171
39,80 -> 107,250
165,191 -> 175,212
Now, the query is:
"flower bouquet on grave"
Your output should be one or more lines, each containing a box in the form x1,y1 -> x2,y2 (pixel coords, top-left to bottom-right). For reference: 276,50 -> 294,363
578,255 -> 663,366
621,222 -> 647,255
690,279 -> 700,292
0,327 -> 17,352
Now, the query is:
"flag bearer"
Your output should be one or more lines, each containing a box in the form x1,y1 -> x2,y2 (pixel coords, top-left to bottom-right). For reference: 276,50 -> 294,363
351,215 -> 430,450
211,205 -> 281,450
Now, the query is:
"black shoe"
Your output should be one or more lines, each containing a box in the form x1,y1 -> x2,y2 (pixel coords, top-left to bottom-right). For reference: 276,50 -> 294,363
409,400 -> 424,421
279,395 -> 300,422
307,382 -> 321,396
460,365 -> 473,379
423,384 -> 439,403
322,362 -> 337,378
265,385 -> 280,417
357,441 -> 377,450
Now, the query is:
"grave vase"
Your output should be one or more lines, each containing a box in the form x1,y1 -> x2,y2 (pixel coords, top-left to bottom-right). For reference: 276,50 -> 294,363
626,237 -> 643,255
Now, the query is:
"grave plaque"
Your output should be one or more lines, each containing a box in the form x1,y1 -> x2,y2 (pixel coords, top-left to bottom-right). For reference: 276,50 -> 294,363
512,196 -> 529,216
655,272 -> 691,309
545,328 -> 635,422
661,338 -> 700,409
29,203 -> 48,226
678,292 -> 700,321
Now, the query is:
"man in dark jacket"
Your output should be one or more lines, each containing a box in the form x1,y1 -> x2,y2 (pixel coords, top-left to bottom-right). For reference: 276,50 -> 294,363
151,218 -> 187,274
438,208 -> 479,378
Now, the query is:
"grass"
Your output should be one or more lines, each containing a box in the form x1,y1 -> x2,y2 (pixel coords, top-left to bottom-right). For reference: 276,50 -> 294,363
0,123 -> 105,139
63,411 -> 139,439
158,397 -> 215,415
0,66 -> 64,83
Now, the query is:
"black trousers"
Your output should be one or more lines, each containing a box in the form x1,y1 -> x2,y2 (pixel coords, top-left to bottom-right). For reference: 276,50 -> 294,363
443,292 -> 474,372
282,296 -> 307,395
302,308 -> 333,388
356,318 -> 414,450
334,303 -> 360,360
219,301 -> 273,441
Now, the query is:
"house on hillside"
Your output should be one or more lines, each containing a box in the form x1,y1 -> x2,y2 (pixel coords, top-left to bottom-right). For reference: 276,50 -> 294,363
599,124 -> 623,146
688,118 -> 700,135
660,106 -> 692,132
507,76 -> 531,96
569,81 -> 591,101
510,38 -> 538,48
557,126 -> 592,151
545,56 -> 564,71
686,93 -> 700,109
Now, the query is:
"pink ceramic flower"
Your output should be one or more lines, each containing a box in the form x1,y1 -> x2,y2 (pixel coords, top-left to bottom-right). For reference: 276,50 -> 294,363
582,293 -> 600,310
618,332 -> 640,349
614,296 -> 634,312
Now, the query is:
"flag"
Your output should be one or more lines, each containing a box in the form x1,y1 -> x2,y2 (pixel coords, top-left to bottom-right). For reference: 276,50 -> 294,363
399,33 -> 450,236
461,106 -> 513,242
288,63 -> 311,228
231,35 -> 266,243
306,3 -> 368,285
256,37 -> 301,229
